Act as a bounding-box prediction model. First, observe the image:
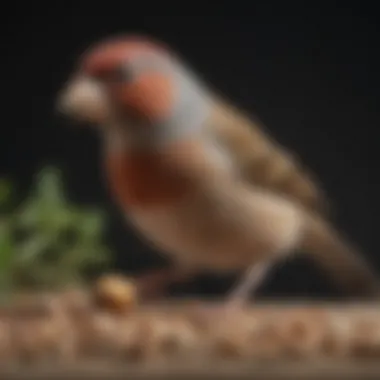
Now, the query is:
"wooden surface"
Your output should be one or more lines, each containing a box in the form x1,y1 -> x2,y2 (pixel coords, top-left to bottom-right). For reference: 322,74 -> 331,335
1,361 -> 380,380
2,278 -> 380,378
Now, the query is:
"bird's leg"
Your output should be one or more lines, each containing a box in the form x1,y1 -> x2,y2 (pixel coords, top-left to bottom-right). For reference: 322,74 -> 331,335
192,262 -> 272,323
226,261 -> 272,308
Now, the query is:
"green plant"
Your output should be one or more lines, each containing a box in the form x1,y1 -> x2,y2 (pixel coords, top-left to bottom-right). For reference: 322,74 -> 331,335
0,167 -> 111,296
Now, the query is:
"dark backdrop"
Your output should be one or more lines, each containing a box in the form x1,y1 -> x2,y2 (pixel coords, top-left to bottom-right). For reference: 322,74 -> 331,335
1,2 -> 379,299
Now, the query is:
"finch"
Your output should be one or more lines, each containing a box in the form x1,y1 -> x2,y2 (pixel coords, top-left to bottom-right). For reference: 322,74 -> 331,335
57,34 -> 380,304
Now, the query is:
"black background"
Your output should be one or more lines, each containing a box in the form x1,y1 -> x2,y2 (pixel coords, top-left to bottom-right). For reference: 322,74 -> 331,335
1,2 -> 379,299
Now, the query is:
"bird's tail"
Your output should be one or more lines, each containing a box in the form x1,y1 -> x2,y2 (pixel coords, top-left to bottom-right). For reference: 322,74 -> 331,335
300,214 -> 380,298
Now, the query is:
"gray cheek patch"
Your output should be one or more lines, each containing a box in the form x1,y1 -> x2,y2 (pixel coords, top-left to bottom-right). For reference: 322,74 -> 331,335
157,64 -> 211,142
127,53 -> 212,147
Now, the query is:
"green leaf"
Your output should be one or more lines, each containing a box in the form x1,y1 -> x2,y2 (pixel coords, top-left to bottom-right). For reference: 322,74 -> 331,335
0,179 -> 12,207
15,234 -> 55,264
0,166 -> 113,294
61,245 -> 110,269
78,210 -> 105,240
0,223 -> 14,270
17,198 -> 71,233
0,223 -> 15,295
34,167 -> 66,207
14,262 -> 74,290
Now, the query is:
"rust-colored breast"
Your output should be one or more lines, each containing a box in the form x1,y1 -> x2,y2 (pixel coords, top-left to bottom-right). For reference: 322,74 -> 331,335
105,149 -> 192,210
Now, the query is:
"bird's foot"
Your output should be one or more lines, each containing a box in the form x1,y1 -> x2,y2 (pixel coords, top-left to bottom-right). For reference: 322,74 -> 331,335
188,263 -> 271,325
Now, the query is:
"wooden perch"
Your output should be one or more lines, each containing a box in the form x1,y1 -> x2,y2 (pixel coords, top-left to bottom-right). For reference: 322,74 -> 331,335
1,274 -> 380,379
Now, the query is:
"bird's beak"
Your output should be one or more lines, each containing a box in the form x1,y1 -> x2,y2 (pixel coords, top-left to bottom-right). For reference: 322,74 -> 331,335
55,75 -> 110,125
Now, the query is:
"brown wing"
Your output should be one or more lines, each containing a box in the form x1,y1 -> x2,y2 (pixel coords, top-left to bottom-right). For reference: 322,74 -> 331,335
207,98 -> 329,215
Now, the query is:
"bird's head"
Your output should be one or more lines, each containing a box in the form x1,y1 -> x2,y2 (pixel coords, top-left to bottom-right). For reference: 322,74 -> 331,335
57,35 -> 209,143
57,35 -> 176,125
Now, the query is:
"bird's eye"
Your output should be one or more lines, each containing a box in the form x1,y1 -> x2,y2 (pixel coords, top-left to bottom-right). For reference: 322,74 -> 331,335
94,64 -> 132,83
109,65 -> 133,82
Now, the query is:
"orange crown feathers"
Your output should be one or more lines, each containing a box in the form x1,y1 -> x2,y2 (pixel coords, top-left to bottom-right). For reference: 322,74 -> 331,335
80,35 -> 170,78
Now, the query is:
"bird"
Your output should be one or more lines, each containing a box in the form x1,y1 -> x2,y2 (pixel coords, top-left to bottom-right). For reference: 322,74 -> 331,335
56,34 -> 380,306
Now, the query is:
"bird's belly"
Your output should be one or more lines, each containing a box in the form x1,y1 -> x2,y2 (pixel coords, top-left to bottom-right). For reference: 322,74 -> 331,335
127,186 -> 303,272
